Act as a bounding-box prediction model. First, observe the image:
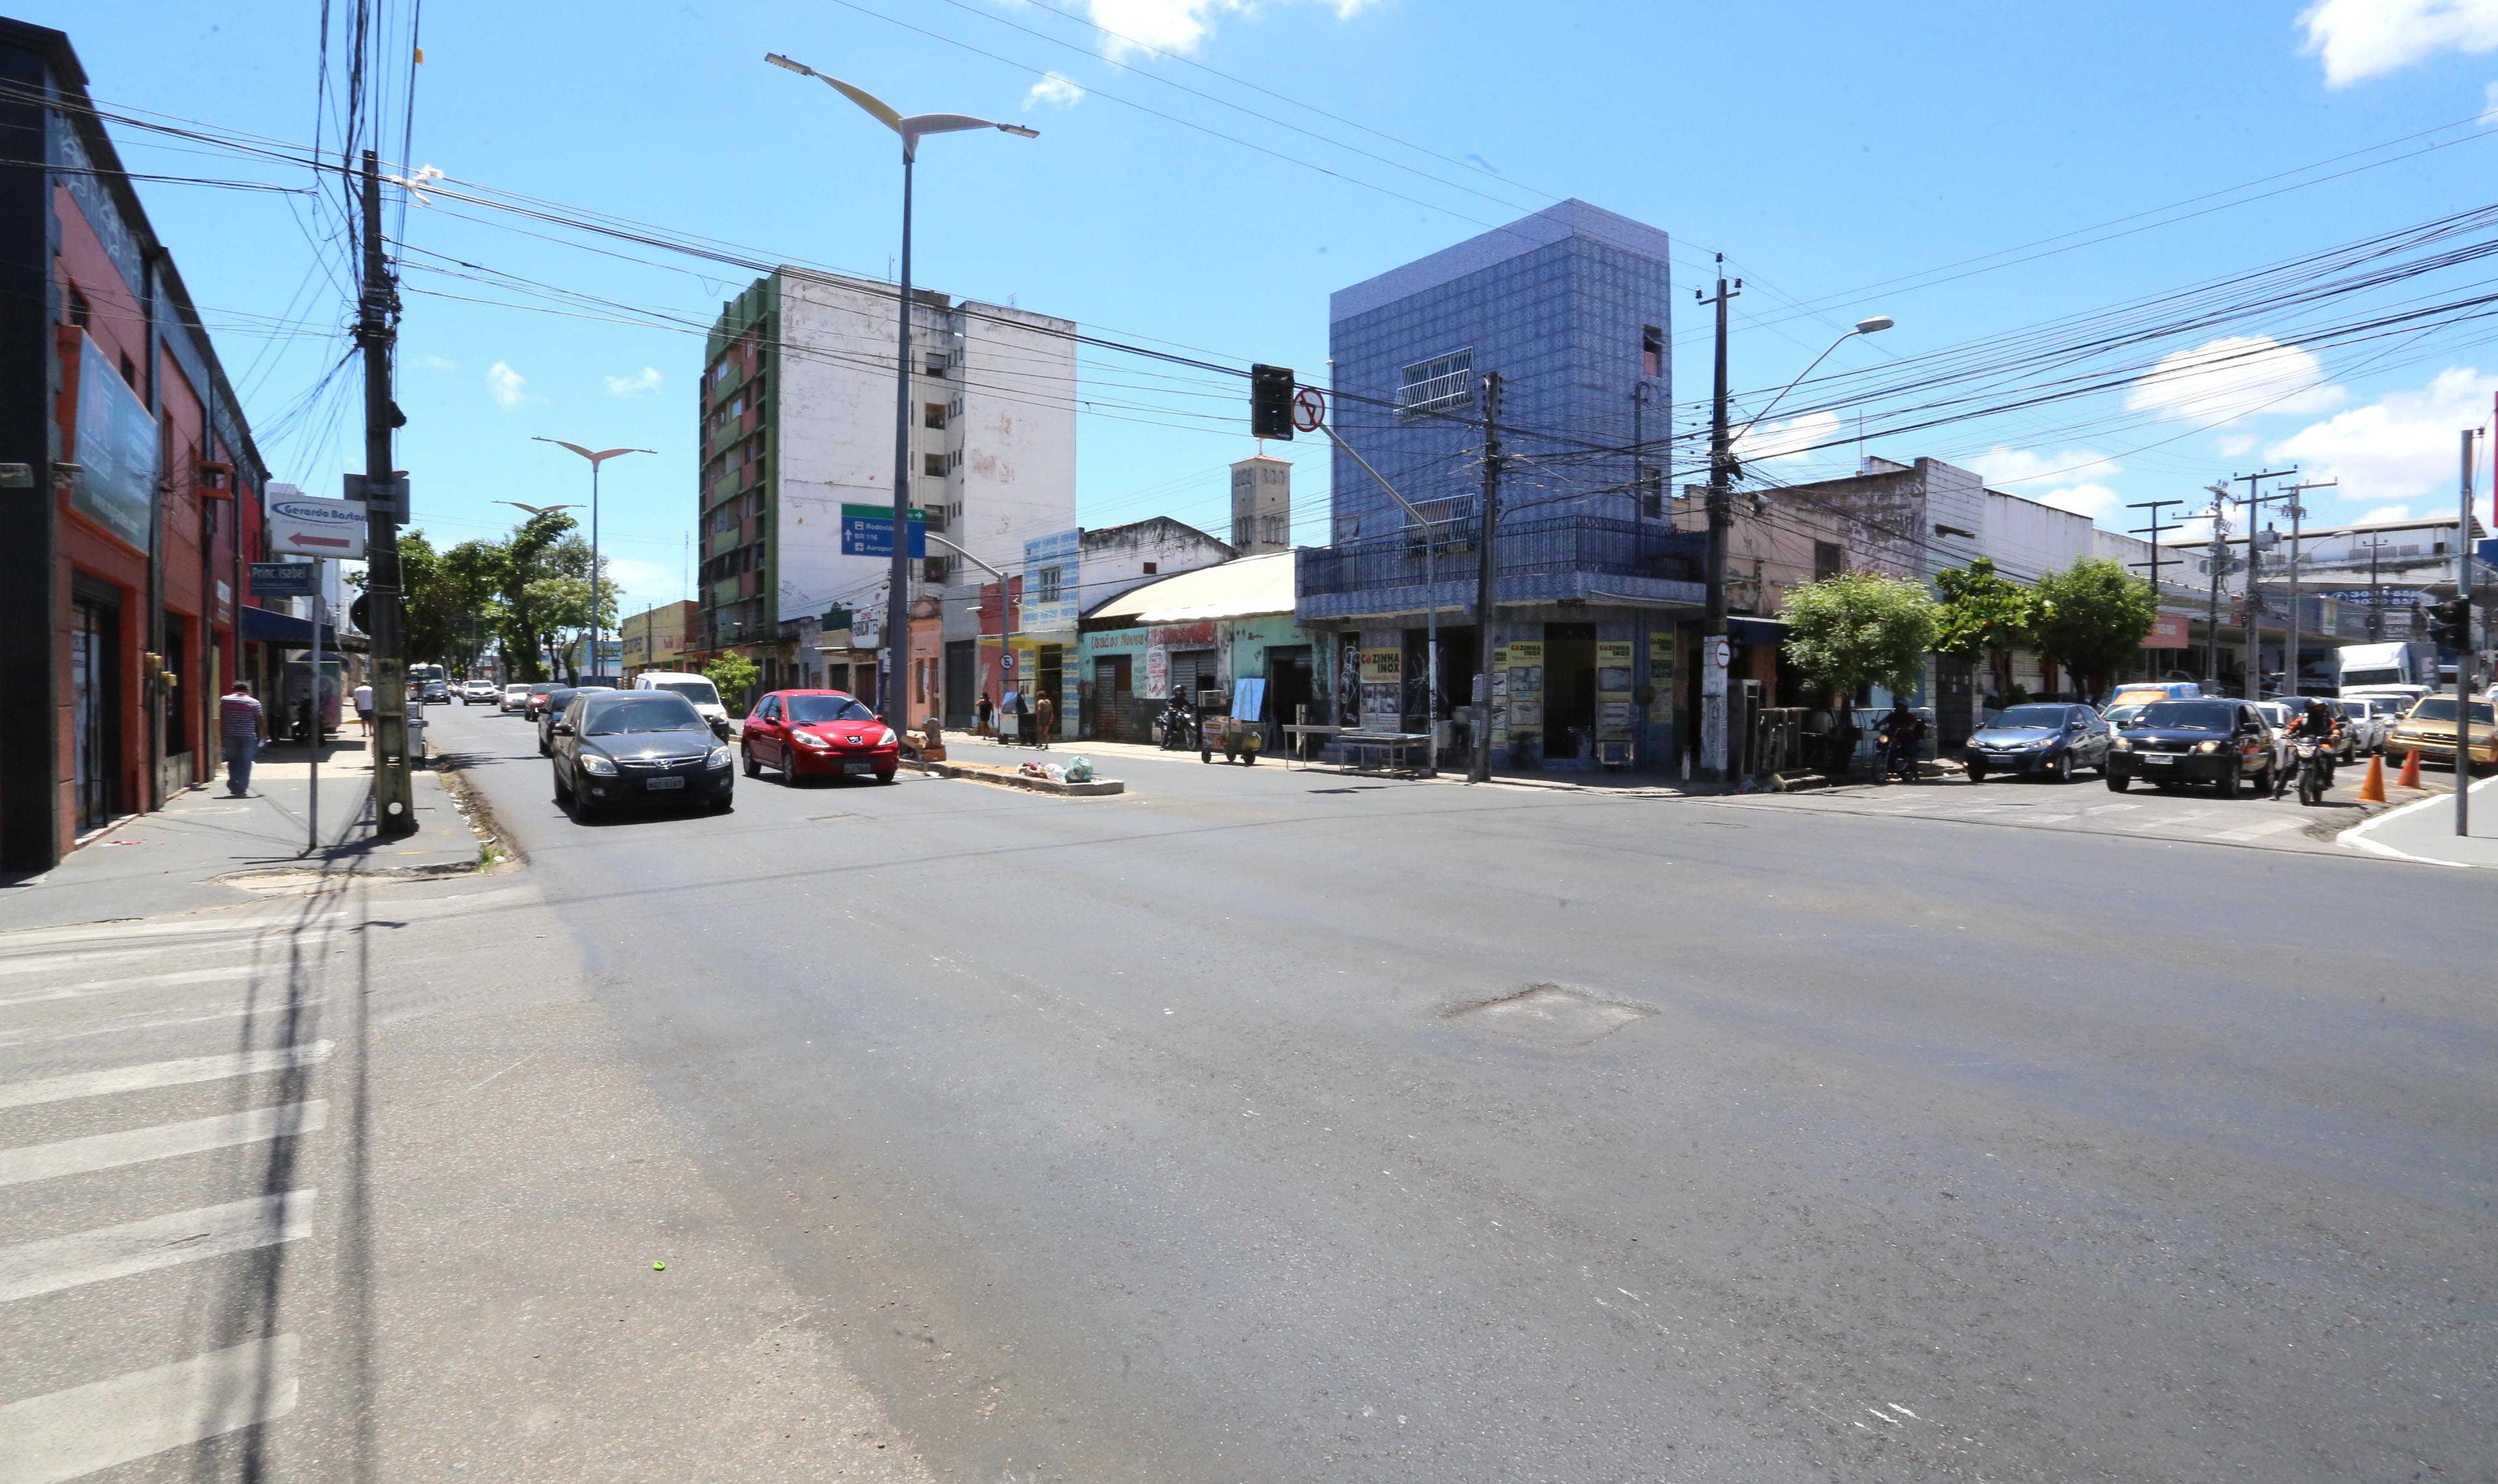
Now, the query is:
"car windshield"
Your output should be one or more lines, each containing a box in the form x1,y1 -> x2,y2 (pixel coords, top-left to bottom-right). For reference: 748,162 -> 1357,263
2106,704 -> 2148,725
787,695 -> 878,724
1993,705 -> 2068,730
2140,700 -> 2238,731
654,680 -> 719,706
582,695 -> 705,735
2409,697 -> 2497,724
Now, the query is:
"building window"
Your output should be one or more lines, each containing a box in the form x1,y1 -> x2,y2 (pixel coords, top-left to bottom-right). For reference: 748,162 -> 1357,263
1814,542 -> 1844,581
1397,348 -> 1475,419
1142,562 -> 1157,575
67,286 -> 92,328
923,402 -> 947,429
1642,325 -> 1664,379
923,453 -> 948,478
1037,564 -> 1062,603
120,353 -> 139,390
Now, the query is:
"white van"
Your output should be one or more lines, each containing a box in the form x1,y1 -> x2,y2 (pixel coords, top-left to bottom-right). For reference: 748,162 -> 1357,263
632,671 -> 730,734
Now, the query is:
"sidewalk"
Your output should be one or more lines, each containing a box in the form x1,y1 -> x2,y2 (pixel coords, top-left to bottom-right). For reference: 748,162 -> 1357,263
0,735 -> 482,932
2344,769 -> 2498,868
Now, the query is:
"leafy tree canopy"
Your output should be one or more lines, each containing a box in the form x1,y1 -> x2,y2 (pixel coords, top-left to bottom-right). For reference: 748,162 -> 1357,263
1780,571 -> 1941,700
2030,558 -> 2159,698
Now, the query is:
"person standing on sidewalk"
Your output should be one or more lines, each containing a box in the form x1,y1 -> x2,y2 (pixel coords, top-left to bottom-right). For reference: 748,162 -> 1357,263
1034,691 -> 1055,750
352,678 -> 375,737
220,680 -> 267,797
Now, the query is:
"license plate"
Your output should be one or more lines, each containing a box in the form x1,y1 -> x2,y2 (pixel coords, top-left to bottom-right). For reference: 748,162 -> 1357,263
2143,754 -> 2173,765
844,760 -> 875,775
645,775 -> 684,791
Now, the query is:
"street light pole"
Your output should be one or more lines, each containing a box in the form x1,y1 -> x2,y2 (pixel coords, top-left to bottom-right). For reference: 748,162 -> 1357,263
766,52 -> 1037,728
532,441 -> 652,682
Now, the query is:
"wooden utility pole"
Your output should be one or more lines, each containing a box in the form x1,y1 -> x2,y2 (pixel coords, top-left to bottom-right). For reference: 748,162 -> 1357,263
360,149 -> 415,837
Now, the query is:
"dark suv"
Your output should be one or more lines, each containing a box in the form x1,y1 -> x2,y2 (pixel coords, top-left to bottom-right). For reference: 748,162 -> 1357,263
2105,698 -> 2277,796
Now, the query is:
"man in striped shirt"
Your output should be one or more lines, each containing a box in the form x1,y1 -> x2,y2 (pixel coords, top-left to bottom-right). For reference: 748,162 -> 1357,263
219,680 -> 267,797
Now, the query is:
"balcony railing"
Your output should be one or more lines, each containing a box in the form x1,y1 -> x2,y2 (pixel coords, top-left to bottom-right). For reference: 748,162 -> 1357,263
1298,512 -> 1704,599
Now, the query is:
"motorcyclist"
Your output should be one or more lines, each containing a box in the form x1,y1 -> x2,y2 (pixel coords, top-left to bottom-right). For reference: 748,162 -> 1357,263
1879,700 -> 1926,779
2279,697 -> 2343,792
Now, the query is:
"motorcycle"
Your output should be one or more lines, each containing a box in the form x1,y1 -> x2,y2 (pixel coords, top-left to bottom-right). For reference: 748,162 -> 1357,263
1157,700 -> 1199,751
2280,735 -> 2336,806
1874,730 -> 1919,783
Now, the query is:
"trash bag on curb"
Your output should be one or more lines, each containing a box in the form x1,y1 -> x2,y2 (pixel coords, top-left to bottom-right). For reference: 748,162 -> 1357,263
1064,755 -> 1094,783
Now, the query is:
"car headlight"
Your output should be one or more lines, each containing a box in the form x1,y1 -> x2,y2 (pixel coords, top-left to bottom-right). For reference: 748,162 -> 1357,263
2196,740 -> 2220,754
707,745 -> 734,769
580,754 -> 617,776
794,731 -> 831,749
2112,736 -> 2132,751
874,727 -> 897,747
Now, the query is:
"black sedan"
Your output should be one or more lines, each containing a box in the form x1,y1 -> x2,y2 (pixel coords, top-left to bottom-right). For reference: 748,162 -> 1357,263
2104,698 -> 2278,796
550,691 -> 735,820
1964,703 -> 2112,784
535,685 -> 613,755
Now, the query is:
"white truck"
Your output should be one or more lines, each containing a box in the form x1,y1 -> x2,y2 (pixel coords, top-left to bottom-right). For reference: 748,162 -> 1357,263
2335,641 -> 2439,705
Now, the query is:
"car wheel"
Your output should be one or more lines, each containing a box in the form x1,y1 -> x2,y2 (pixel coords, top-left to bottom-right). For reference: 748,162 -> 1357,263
1966,763 -> 1985,784
2218,759 -> 2241,797
2050,754 -> 2072,784
552,765 -> 571,803
710,791 -> 733,812
878,769 -> 898,785
2106,773 -> 2129,792
742,746 -> 760,778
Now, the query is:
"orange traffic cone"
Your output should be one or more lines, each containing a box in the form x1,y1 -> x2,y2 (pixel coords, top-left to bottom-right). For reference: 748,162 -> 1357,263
2398,747 -> 2422,789
2357,752 -> 2387,804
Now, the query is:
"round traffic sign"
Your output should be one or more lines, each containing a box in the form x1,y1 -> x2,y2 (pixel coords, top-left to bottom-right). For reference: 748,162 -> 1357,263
1291,386 -> 1326,434
1708,637 -> 1732,669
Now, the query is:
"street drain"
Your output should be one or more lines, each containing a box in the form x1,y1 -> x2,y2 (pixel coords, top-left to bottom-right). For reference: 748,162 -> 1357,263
1449,984 -> 1654,1048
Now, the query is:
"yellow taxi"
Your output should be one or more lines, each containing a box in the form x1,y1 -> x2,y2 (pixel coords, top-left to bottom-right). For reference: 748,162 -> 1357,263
2387,694 -> 2497,773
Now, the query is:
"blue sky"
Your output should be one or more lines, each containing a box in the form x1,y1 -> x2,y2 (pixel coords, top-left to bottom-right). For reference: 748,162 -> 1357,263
43,0 -> 2498,610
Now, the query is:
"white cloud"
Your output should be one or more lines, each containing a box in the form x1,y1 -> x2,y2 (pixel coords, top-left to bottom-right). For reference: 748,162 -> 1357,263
2124,335 -> 2344,425
1024,72 -> 1086,110
1963,445 -> 2123,521
1075,0 -> 1373,57
2214,432 -> 2258,457
486,360 -> 528,409
2263,365 -> 2498,500
1732,409 -> 1841,466
2354,503 -> 2417,523
2298,0 -> 2498,87
2039,483 -> 2121,520
414,353 -> 456,371
604,366 -> 663,397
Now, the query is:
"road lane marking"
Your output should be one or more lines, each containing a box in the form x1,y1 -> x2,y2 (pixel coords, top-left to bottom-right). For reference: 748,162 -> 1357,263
0,934 -> 344,981
0,1102 -> 327,1189
2210,817 -> 2305,842
0,1190 -> 315,1303
0,1000 -> 332,1050
2130,809 -> 2211,830
0,1042 -> 331,1110
0,964 -> 297,1010
0,1334 -> 299,1484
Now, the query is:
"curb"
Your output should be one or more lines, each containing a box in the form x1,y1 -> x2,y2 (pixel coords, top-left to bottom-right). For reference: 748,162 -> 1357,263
900,758 -> 1125,797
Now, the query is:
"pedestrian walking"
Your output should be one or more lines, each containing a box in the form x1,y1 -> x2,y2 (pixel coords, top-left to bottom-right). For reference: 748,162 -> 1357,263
1034,691 -> 1055,749
220,680 -> 267,796
351,679 -> 375,736
976,692 -> 993,737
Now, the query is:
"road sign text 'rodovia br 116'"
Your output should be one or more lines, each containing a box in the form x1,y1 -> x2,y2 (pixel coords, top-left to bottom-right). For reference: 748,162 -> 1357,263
265,493 -> 369,559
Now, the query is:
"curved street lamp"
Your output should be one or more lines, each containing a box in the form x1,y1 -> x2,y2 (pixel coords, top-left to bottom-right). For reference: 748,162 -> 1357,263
767,51 -> 1038,725
1736,315 -> 1894,449
533,439 -> 654,682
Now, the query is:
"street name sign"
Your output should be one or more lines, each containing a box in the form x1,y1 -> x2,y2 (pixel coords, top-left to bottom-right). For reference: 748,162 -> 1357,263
249,561 -> 317,596
267,493 -> 368,558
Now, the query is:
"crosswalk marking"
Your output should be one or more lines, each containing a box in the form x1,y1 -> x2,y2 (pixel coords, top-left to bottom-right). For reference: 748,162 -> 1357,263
0,1041 -> 331,1111
0,1191 -> 315,1305
0,1334 -> 299,1484
0,999 -> 330,1051
0,963 -> 288,1011
0,1102 -> 327,1189
0,932 -> 343,981
2212,816 -> 2305,842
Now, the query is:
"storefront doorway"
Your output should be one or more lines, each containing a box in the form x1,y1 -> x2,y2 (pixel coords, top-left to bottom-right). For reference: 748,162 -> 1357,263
1264,645 -> 1313,731
1544,622 -> 1598,762
1037,644 -> 1064,741
945,641 -> 975,730
72,597 -> 119,832
1094,654 -> 1134,741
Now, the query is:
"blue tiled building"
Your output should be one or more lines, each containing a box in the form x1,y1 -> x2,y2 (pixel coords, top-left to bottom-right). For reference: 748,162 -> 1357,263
1298,200 -> 1704,771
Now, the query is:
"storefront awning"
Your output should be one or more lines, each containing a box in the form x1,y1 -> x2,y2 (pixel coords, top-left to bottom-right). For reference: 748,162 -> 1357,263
241,603 -> 358,651
1089,551 -> 1297,626
1728,616 -> 1787,645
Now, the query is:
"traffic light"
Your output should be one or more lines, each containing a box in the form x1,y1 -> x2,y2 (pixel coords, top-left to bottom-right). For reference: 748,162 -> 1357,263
2426,596 -> 2471,648
1249,364 -> 1295,440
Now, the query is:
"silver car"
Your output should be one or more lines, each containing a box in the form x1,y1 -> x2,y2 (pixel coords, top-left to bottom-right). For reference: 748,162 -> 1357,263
500,683 -> 533,714
2340,698 -> 2394,756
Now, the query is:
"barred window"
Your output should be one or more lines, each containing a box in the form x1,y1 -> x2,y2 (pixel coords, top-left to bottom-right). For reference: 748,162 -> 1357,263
1397,348 -> 1475,419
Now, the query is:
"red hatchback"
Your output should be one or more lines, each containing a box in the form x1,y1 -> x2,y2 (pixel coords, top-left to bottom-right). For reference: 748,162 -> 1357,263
741,690 -> 900,784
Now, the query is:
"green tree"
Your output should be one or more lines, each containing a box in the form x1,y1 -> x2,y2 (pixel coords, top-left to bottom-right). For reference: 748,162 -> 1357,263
1780,571 -> 1941,706
494,510 -> 590,682
1933,557 -> 2036,700
703,654 -> 759,717
2030,557 -> 2158,700
437,539 -> 511,674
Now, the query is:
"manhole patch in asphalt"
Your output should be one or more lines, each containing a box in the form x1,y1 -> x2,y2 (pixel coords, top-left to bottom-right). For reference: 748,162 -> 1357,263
1449,983 -> 1655,1048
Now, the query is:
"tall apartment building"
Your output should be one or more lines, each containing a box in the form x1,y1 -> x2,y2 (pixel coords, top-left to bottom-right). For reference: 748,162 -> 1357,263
696,268 -> 1076,702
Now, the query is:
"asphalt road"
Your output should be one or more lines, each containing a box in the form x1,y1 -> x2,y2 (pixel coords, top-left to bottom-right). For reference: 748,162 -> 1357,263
401,706 -> 2498,1479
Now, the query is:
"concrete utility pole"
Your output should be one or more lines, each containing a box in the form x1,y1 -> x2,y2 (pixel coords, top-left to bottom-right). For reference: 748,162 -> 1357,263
2222,468 -> 2298,699
360,149 -> 416,838
2459,428 -> 2477,839
2201,491 -> 2230,690
1699,260 -> 1741,784
2278,477 -> 2335,696
1469,371 -> 1503,784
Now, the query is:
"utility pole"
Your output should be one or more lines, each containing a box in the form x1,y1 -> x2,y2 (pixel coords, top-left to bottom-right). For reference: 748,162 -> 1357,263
2202,493 -> 2230,691
2353,533 -> 2393,640
1469,371 -> 1503,784
2459,429 -> 2477,839
2278,477 -> 2335,695
2223,468 -> 2298,699
359,150 -> 416,838
2127,499 -> 2181,594
1699,259 -> 1741,784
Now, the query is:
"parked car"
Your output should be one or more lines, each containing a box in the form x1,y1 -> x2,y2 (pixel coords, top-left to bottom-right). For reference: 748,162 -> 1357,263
2335,698 -> 2389,757
738,689 -> 899,785
1964,703 -> 2112,784
2387,694 -> 2498,773
524,682 -> 560,720
2104,698 -> 2279,795
462,679 -> 500,704
500,683 -> 533,714
537,685 -> 614,754
550,690 -> 735,820
631,671 -> 731,735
